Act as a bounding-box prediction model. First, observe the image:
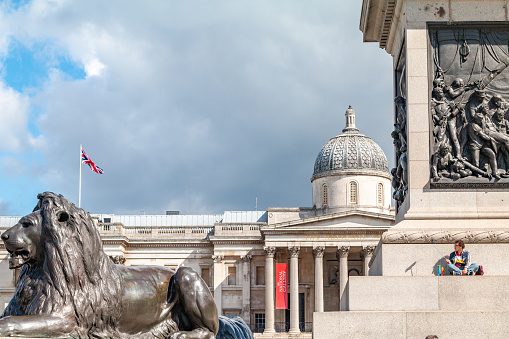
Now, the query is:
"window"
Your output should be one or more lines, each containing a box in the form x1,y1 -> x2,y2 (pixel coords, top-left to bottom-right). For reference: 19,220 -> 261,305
226,312 -> 239,319
256,266 -> 265,285
377,183 -> 384,206
254,313 -> 265,333
227,266 -> 237,285
104,217 -> 111,223
322,183 -> 328,206
201,267 -> 211,287
349,181 -> 358,204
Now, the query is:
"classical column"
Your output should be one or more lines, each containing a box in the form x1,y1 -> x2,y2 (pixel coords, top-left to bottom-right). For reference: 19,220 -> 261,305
288,246 -> 300,334
361,246 -> 375,276
212,255 -> 224,316
337,246 -> 350,311
313,246 -> 325,313
240,254 -> 252,326
263,247 -> 276,334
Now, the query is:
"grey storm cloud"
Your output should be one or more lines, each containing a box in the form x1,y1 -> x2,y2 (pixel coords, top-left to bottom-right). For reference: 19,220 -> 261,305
2,0 -> 394,215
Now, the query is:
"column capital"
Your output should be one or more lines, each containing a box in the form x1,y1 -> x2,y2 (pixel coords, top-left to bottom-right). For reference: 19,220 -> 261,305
288,246 -> 300,258
212,255 -> 224,263
361,245 -> 376,257
312,246 -> 325,258
264,246 -> 276,258
109,255 -> 126,265
240,254 -> 252,262
336,246 -> 350,259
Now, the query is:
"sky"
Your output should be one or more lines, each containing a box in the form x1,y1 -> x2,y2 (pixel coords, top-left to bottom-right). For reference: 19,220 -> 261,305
0,0 -> 394,216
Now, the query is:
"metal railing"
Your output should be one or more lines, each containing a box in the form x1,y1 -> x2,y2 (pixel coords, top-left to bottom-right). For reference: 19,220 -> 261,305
274,322 -> 312,333
251,324 -> 264,333
300,322 -> 313,332
274,322 -> 289,333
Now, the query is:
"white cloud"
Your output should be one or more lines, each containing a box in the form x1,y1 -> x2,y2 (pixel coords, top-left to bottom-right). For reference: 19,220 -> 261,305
84,58 -> 105,77
0,82 -> 33,152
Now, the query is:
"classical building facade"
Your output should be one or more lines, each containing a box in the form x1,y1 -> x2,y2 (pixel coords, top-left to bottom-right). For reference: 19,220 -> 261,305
0,107 -> 394,337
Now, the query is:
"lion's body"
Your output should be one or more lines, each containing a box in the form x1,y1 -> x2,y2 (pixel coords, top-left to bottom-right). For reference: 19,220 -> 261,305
0,192 -> 228,339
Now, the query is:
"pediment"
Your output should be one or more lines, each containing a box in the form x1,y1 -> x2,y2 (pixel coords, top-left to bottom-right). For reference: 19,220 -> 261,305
262,209 -> 394,233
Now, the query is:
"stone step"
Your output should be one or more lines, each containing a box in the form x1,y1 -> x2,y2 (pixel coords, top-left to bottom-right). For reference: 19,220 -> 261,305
313,310 -> 509,339
348,275 -> 509,311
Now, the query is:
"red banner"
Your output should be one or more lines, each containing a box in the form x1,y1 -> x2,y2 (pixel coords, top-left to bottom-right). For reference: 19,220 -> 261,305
276,263 -> 288,309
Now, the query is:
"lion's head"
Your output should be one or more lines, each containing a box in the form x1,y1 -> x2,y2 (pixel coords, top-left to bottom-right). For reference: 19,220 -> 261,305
1,192 -> 124,337
1,210 -> 44,269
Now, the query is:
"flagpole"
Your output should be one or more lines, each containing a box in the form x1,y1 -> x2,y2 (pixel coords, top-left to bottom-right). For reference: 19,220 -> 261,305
79,144 -> 82,208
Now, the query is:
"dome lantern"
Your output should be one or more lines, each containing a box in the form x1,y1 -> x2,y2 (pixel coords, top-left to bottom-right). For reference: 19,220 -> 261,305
343,105 -> 359,133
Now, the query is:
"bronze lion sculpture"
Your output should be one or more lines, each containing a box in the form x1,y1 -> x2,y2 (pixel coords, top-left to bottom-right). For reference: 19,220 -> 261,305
0,192 -> 252,339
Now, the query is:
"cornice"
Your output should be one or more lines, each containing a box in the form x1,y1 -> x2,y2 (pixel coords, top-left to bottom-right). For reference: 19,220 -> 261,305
263,229 -> 385,237
311,169 -> 391,182
212,240 -> 265,245
209,236 -> 262,242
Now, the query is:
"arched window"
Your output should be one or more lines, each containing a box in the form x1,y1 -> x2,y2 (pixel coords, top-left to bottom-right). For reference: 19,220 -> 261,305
349,181 -> 358,204
322,183 -> 328,206
377,183 -> 384,206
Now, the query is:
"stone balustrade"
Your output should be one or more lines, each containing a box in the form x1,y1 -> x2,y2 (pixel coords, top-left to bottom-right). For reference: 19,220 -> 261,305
97,223 -> 214,239
95,222 -> 262,239
213,223 -> 263,236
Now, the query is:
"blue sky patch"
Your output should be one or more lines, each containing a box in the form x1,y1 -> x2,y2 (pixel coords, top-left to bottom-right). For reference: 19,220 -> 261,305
2,40 -> 86,93
2,0 -> 30,12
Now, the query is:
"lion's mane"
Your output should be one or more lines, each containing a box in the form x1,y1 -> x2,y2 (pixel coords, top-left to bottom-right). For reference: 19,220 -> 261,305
6,192 -> 124,338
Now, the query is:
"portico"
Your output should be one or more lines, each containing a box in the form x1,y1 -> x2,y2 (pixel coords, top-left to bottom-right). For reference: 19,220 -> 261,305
261,209 -> 391,334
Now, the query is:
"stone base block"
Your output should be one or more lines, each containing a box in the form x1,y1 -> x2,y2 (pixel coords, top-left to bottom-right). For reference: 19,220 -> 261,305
369,242 -> 509,276
348,276 -> 509,311
313,310 -> 509,339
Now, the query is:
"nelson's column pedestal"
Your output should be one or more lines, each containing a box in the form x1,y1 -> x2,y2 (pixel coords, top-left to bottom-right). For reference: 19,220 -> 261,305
314,1 -> 509,338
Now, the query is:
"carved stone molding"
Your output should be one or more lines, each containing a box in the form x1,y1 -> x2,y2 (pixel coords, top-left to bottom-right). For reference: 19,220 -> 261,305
361,246 -> 376,259
264,246 -> 276,258
109,255 -> 126,265
288,246 -> 300,258
312,246 -> 325,258
240,255 -> 252,262
382,229 -> 509,244
212,255 -> 224,263
336,246 -> 350,259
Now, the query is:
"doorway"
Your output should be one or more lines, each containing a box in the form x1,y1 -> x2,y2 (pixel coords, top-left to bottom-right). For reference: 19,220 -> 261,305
284,292 -> 305,331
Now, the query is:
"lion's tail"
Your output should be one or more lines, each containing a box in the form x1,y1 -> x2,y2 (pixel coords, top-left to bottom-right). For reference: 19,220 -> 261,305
216,315 -> 253,339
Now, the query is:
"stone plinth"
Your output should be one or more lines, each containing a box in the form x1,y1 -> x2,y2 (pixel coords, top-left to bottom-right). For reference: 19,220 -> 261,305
314,275 -> 509,338
314,310 -> 509,339
348,276 -> 509,311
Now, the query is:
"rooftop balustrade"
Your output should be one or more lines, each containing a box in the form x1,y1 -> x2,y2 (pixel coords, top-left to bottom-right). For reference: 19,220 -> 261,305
96,222 -> 265,239
97,223 -> 215,239
213,223 -> 264,236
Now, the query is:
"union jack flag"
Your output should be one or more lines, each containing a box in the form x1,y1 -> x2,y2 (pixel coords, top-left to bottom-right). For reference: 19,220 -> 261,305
81,148 -> 104,174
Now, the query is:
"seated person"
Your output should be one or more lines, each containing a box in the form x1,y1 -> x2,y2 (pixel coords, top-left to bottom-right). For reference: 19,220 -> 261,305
445,240 -> 479,275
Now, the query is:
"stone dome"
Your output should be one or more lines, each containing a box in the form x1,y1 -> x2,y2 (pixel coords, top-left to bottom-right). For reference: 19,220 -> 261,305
312,106 -> 390,181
